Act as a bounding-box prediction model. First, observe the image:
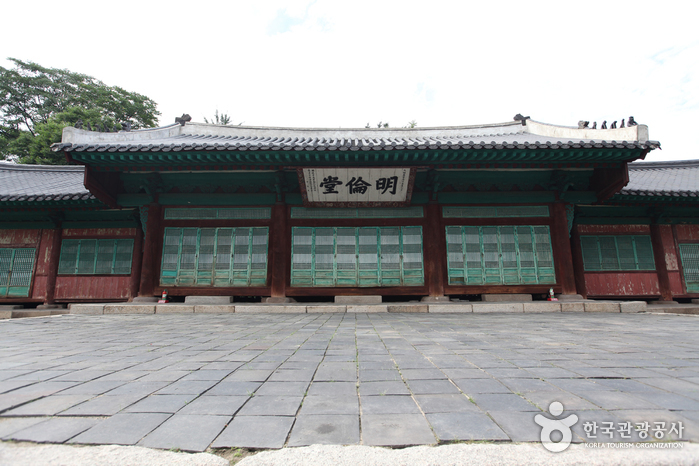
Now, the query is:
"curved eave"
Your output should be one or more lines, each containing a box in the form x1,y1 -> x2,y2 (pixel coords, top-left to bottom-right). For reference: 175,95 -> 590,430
607,193 -> 699,206
0,197 -> 104,210
66,147 -> 652,168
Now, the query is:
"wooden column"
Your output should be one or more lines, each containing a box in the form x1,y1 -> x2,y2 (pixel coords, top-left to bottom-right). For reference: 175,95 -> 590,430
44,224 -> 63,304
129,221 -> 144,300
570,226 -> 588,298
551,202 -> 577,295
138,203 -> 161,297
650,223 -> 674,301
424,203 -> 446,297
269,203 -> 289,298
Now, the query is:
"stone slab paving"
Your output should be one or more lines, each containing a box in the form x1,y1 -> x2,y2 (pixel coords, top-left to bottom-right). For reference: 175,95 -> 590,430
0,312 -> 698,452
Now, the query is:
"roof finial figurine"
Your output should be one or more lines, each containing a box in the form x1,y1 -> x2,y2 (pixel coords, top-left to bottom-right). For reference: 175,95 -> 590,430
175,114 -> 192,126
74,119 -> 83,129
121,122 -> 132,132
513,114 -> 530,124
578,121 -> 589,129
620,119 -> 625,128
601,121 -> 607,129
628,116 -> 638,126
611,121 -> 617,129
591,122 -> 597,129
86,122 -> 92,131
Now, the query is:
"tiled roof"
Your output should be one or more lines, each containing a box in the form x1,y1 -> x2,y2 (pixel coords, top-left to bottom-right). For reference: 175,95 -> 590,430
622,160 -> 699,198
53,120 -> 660,154
0,162 -> 95,202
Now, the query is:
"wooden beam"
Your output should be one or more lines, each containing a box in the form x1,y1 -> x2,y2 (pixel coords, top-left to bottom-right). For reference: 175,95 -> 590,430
591,163 -> 629,202
84,166 -> 120,208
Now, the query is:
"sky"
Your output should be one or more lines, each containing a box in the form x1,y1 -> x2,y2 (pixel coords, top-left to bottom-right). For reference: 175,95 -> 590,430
2,0 -> 697,161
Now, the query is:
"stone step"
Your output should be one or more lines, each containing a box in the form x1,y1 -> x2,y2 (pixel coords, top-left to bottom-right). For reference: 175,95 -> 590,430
647,303 -> 699,315
62,300 -> 649,315
11,310 -> 53,318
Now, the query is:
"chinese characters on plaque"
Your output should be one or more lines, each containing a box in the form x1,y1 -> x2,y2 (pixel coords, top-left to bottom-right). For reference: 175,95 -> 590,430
301,168 -> 414,207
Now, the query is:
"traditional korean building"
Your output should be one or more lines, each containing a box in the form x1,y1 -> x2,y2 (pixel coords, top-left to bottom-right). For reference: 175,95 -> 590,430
1,116 -> 697,306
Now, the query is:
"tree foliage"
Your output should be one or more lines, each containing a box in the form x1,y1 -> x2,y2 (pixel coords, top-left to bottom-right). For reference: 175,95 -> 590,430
204,110 -> 242,126
204,110 -> 231,125
0,58 -> 160,164
364,121 -> 417,129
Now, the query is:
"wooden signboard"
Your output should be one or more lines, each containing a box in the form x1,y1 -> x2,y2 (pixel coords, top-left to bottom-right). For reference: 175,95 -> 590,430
298,167 -> 416,207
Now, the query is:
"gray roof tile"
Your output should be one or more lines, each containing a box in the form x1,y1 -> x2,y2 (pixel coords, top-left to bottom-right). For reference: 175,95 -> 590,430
53,120 -> 660,154
0,162 -> 94,202
621,160 -> 699,198
55,132 -> 658,153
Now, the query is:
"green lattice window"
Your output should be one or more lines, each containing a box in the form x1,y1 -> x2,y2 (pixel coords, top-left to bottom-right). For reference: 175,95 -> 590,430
446,225 -> 555,285
679,243 -> 699,293
580,235 -> 655,271
0,248 -> 36,297
291,226 -> 424,287
58,239 -> 134,275
160,227 -> 268,286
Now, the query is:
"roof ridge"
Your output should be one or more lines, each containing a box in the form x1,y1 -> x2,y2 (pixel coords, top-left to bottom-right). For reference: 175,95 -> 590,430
0,162 -> 85,172
629,159 -> 699,169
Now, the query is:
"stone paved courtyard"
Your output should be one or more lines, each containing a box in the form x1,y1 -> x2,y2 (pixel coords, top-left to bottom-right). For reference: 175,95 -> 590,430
1,312 -> 698,452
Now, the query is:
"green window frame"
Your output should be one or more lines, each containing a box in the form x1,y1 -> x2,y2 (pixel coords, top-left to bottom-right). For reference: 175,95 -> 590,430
58,239 -> 134,275
580,235 -> 655,271
160,227 -> 269,287
0,248 -> 36,297
679,243 -> 699,293
446,225 -> 556,285
291,226 -> 424,287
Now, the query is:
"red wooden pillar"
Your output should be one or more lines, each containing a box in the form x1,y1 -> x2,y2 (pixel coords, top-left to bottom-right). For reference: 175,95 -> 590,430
269,203 -> 289,298
44,224 -> 63,304
424,203 -> 446,297
570,226 -> 588,298
551,202 -> 577,295
650,223 -> 674,302
138,203 -> 161,297
130,222 -> 144,300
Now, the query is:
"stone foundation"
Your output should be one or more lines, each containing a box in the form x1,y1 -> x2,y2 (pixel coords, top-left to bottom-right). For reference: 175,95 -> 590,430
482,294 -> 532,302
184,296 -> 233,304
61,299 -> 659,315
335,295 -> 382,304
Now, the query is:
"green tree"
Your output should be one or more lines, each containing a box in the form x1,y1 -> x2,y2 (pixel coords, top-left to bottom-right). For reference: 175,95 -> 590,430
204,110 -> 232,125
204,110 -> 242,126
0,58 -> 160,164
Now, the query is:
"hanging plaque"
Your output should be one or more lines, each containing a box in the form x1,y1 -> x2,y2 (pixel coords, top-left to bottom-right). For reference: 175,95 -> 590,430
298,167 -> 416,207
